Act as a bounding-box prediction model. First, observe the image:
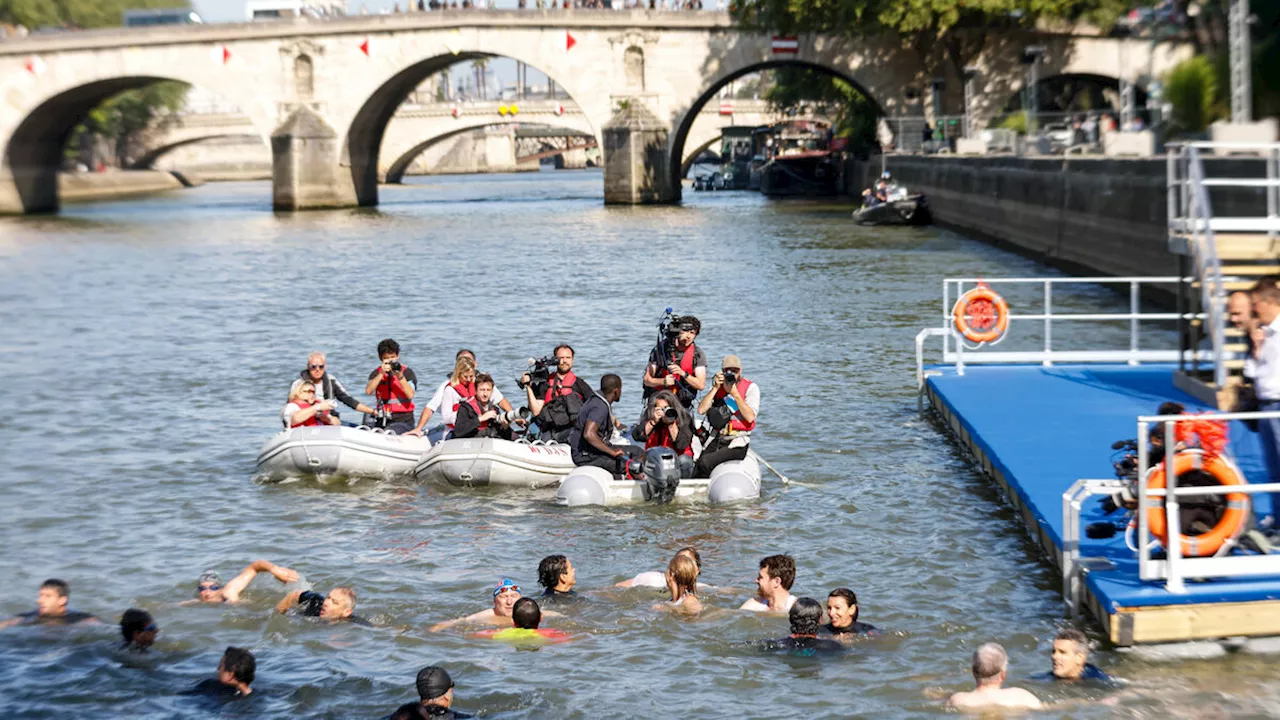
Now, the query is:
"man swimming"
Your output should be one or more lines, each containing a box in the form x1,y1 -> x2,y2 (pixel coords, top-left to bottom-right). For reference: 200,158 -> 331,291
0,579 -> 98,628
1037,628 -> 1113,683
616,547 -> 702,589
185,646 -> 256,699
947,643 -> 1043,710
822,588 -> 877,637
193,559 -> 299,603
475,598 -> 570,644
119,608 -> 158,652
537,555 -> 577,600
740,554 -> 797,613
763,598 -> 844,655
430,579 -> 523,631
275,586 -> 367,624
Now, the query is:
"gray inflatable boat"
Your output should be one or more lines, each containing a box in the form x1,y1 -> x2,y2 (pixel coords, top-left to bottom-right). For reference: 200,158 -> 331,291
256,426 -> 431,482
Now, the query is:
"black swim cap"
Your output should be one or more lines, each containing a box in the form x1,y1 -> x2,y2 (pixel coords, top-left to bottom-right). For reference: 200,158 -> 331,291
416,666 -> 454,701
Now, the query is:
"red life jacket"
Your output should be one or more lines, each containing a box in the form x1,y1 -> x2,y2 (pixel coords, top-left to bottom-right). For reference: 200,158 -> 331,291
714,378 -> 756,432
645,425 -> 694,457
656,345 -> 696,381
446,381 -> 476,429
290,400 -> 322,428
543,371 -> 579,404
375,370 -> 415,415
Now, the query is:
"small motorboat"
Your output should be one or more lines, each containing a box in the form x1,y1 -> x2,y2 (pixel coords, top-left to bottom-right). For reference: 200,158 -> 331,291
853,185 -> 931,226
414,437 -> 575,489
256,425 -> 431,482
556,450 -> 761,507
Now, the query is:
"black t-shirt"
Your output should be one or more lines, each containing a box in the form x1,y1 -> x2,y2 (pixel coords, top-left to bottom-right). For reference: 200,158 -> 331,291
1031,664 -> 1114,684
17,610 -> 97,626
184,678 -> 247,700
763,636 -> 846,655
540,588 -> 579,604
822,621 -> 877,636
569,394 -> 613,463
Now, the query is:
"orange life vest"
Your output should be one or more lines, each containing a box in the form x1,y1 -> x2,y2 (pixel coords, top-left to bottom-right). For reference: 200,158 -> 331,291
714,378 -> 756,432
290,400 -> 322,428
645,424 -> 694,457
375,370 -> 415,415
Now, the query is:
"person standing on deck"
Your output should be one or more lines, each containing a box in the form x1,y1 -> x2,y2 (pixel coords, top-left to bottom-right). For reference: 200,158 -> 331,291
1246,277 -> 1280,523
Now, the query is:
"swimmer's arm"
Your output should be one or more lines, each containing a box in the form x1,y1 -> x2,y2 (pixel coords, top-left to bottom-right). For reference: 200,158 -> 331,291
614,579 -> 635,588
224,560 -> 299,603
430,609 -> 490,632
541,609 -> 564,618
0,617 -> 21,630
275,590 -> 303,614
738,597 -> 765,610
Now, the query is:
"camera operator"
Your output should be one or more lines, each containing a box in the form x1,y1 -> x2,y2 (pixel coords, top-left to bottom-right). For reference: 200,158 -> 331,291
408,349 -> 512,437
281,382 -> 341,428
523,344 -> 593,443
364,338 -> 418,434
452,374 -> 520,441
695,355 -> 759,477
631,390 -> 696,478
291,352 -> 376,421
643,315 -> 706,410
570,374 -> 644,475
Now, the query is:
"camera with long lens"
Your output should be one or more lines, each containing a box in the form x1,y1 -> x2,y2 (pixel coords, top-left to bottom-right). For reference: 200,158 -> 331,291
1100,438 -> 1141,514
723,369 -> 738,386
516,356 -> 554,391
498,407 -> 531,425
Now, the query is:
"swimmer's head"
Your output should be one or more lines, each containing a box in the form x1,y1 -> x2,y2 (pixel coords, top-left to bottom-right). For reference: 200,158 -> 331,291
538,555 -> 574,591
492,579 -> 520,616
196,572 -> 223,602
218,646 -> 256,688
788,597 -> 823,636
667,554 -> 699,597
756,554 -> 795,595
972,643 -> 1008,687
827,588 -> 858,627
37,579 -> 69,616
321,587 -> 356,619
675,547 -> 702,574
120,608 -> 158,649
1051,628 -> 1089,680
512,597 -> 541,629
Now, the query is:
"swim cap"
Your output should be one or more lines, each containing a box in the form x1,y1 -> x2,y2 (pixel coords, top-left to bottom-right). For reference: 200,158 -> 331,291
492,578 -> 520,597
198,571 -> 222,586
415,666 -> 454,701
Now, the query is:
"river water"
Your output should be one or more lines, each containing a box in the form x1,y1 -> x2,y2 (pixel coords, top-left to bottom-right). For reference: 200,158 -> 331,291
0,171 -> 1276,718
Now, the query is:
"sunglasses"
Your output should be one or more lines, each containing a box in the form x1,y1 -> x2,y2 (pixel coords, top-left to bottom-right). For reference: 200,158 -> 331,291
198,584 -> 221,593
144,624 -> 158,633
309,364 -> 325,369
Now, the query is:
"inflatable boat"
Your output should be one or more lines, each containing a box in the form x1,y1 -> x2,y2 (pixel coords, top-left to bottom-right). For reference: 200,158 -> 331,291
852,194 -> 931,226
256,426 -> 431,482
414,437 -> 575,489
556,452 -> 761,506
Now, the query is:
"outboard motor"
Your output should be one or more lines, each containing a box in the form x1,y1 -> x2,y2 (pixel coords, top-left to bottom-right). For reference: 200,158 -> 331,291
639,446 -> 680,504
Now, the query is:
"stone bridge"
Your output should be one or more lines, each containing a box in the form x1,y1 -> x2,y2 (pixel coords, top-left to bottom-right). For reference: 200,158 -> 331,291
0,11 -> 1192,213
139,96 -> 796,181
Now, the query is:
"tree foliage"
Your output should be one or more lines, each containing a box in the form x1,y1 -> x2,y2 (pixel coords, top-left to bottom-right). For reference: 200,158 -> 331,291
765,67 -> 879,155
1164,55 -> 1222,134
0,0 -> 189,30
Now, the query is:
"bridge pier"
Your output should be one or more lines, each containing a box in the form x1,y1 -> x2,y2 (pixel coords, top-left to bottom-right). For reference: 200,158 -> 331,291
271,106 -> 357,212
603,103 -> 676,205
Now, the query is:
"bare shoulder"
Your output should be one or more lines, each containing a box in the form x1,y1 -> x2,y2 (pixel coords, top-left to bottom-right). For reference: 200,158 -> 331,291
1002,687 -> 1043,708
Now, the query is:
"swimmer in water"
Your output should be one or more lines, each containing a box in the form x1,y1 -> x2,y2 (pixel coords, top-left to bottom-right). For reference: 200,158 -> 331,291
185,646 -> 255,699
822,588 -> 877,638
0,579 -> 99,628
654,552 -> 702,615
764,598 -> 844,655
616,546 -> 701,589
947,643 -> 1042,710
740,554 -> 797,613
398,666 -> 473,719
432,578 -> 560,631
119,609 -> 158,652
537,555 -> 577,600
1036,628 -> 1113,683
475,598 -> 570,643
192,560 -> 299,604
275,586 -> 368,624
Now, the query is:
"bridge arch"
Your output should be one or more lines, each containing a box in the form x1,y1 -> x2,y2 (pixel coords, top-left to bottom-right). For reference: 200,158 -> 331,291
128,133 -> 264,170
383,120 -> 595,184
667,59 -> 886,201
343,49 -> 601,207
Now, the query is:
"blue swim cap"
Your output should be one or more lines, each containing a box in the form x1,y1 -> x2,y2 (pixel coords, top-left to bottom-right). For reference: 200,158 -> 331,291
492,578 -> 520,597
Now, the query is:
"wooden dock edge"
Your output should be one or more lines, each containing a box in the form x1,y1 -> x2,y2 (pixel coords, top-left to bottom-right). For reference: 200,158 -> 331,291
923,380 -> 1279,647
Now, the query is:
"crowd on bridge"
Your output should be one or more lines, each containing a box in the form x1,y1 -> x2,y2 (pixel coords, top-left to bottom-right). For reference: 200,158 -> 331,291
382,0 -> 716,12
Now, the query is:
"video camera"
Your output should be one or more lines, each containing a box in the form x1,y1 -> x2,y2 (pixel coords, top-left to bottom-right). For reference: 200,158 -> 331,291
516,356 -> 555,391
658,309 -> 695,344
1099,438 -> 1141,514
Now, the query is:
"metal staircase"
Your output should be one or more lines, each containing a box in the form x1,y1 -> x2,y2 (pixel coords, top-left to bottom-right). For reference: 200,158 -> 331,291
1169,142 -> 1280,408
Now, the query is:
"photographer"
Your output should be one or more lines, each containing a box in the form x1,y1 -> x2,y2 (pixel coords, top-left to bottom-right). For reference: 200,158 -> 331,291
570,374 -> 643,475
643,315 -> 706,410
281,382 -> 340,428
290,352 -> 375,421
523,344 -> 593,443
453,374 -> 520,441
631,390 -> 696,478
409,349 -> 512,437
695,355 -> 759,477
364,338 -> 418,434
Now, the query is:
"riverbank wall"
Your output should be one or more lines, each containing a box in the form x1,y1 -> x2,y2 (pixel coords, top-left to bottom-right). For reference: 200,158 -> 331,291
853,155 -> 1272,281
59,170 -> 186,204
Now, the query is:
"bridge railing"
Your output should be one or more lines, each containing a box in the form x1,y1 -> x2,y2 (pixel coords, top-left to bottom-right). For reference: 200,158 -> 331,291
914,276 -> 1206,389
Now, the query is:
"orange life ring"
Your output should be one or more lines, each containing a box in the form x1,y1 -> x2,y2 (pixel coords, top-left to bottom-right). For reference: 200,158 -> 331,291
1145,449 -> 1249,557
952,284 -> 1010,345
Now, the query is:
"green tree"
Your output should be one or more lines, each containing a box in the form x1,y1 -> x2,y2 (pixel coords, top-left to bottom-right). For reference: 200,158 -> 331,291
1164,55 -> 1223,134
0,0 -> 189,29
765,66 -> 880,155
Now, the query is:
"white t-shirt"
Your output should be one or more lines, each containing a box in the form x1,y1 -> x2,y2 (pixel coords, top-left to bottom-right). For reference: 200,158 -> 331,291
741,593 -> 796,613
281,403 -> 303,428
630,571 -> 666,588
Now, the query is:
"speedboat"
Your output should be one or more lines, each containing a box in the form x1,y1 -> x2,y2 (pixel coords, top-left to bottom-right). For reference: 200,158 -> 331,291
256,425 -> 431,482
414,437 -> 575,489
556,451 -> 761,507
853,187 -> 931,226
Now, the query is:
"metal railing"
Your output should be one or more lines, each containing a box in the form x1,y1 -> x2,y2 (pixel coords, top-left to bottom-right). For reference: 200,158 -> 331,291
1063,409 -> 1280,617
914,276 -> 1205,388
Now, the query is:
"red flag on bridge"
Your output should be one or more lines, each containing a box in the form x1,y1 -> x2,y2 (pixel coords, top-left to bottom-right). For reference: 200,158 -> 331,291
360,37 -> 370,56
771,36 -> 798,54
565,31 -> 577,51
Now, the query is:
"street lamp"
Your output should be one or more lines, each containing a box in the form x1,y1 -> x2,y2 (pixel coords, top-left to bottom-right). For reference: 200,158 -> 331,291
962,66 -> 979,138
1022,45 -> 1046,134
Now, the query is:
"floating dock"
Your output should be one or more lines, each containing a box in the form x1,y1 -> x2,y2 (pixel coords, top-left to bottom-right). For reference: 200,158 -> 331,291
924,363 -> 1280,646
